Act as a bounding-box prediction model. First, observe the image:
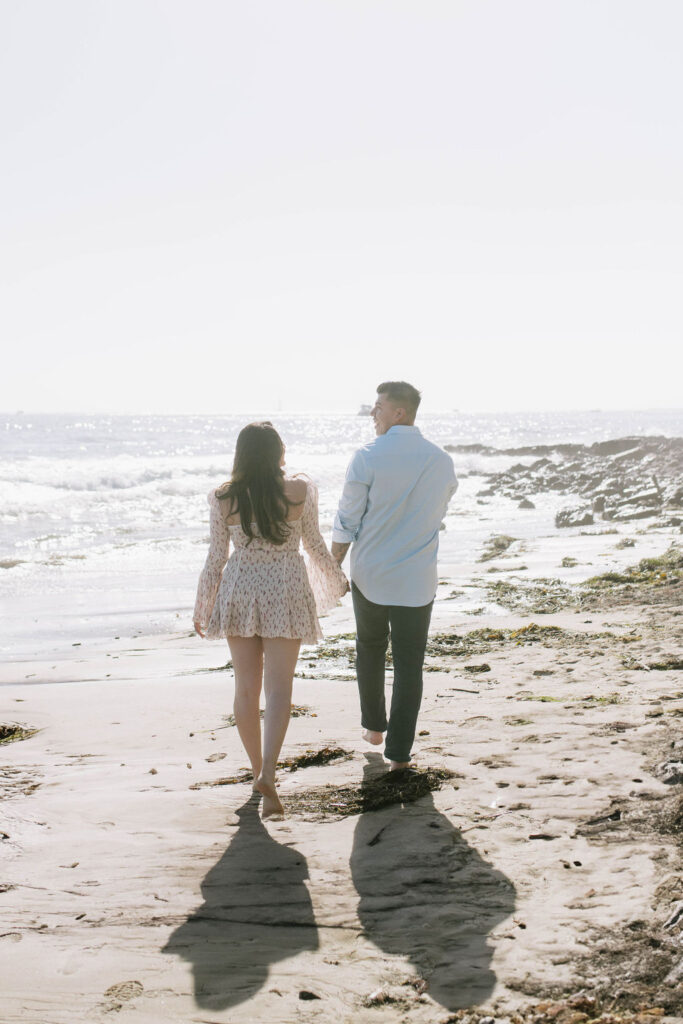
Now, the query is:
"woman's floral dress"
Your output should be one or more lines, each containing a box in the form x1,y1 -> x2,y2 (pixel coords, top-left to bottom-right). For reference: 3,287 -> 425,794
193,479 -> 347,644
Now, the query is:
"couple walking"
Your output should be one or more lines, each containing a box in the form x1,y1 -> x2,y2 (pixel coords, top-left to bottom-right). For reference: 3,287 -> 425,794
193,381 -> 457,818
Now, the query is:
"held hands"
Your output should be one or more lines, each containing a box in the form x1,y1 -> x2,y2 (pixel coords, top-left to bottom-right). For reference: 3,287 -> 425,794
330,541 -> 350,595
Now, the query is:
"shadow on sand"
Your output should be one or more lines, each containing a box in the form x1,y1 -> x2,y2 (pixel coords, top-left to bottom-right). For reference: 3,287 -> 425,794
162,792 -> 318,1011
350,753 -> 516,1010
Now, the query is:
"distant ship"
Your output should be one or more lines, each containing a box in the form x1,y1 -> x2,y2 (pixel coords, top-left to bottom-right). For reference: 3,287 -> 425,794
358,404 -> 372,415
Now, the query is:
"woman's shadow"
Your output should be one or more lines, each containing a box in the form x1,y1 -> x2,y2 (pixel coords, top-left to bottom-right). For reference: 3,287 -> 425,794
350,754 -> 516,1010
162,792 -> 318,1011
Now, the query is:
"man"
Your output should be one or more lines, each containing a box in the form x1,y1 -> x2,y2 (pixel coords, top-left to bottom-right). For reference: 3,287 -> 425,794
331,381 -> 457,770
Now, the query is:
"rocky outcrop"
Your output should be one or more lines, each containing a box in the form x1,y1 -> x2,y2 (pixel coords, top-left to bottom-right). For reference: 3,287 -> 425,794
555,508 -> 593,529
467,436 -> 682,527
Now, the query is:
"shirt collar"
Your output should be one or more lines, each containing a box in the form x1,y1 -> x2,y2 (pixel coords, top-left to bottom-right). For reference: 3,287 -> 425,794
385,425 -> 421,436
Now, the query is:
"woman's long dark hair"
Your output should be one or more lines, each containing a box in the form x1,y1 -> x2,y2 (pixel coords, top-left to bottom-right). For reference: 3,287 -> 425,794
215,422 -> 300,545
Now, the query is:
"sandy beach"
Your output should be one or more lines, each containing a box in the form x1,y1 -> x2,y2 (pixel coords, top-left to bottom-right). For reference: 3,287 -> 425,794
2,481 -> 683,1023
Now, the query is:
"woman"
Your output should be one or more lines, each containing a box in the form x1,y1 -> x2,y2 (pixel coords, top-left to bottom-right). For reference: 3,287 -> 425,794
193,422 -> 348,819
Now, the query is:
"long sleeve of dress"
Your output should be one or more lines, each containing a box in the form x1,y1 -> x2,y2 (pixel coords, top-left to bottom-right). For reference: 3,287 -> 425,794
301,481 -> 348,615
193,490 -> 231,629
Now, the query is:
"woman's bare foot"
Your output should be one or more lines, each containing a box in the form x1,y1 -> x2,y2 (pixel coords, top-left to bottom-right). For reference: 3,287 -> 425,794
362,729 -> 384,746
254,776 -> 285,819
251,767 -> 272,791
389,760 -> 413,771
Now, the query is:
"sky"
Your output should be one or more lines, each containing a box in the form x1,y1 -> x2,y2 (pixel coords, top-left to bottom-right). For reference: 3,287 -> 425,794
1,0 -> 682,415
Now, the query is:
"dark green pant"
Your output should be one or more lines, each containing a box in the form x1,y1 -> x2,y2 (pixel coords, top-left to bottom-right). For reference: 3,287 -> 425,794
352,583 -> 433,763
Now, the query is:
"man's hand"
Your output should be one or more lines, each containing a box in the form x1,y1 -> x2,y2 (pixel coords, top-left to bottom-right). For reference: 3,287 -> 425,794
331,541 -> 350,565
193,620 -> 205,638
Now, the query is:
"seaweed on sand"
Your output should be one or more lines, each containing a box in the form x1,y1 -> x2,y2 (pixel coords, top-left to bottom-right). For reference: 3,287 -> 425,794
426,623 -> 581,660
478,534 -> 517,562
190,772 -> 253,789
309,634 -> 356,662
583,545 -> 682,590
486,577 -> 574,614
0,724 -> 38,745
189,746 -> 352,789
649,656 -> 683,671
284,765 -> 458,820
445,995 -> 671,1023
223,704 -> 313,727
278,746 -> 352,772
579,546 -> 683,609
426,628 -> 507,659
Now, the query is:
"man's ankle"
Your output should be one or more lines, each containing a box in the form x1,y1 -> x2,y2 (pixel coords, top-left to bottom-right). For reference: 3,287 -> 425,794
362,728 -> 384,745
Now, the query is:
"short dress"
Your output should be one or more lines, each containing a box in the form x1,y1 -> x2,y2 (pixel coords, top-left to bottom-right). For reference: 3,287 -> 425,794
193,479 -> 348,645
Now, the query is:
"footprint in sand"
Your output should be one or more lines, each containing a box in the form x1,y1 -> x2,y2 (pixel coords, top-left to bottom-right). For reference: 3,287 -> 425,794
104,980 -> 144,1001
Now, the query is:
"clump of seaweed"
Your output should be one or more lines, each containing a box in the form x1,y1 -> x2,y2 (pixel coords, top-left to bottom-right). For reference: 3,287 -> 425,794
278,746 -> 352,772
478,534 -> 517,562
0,724 -> 38,745
508,623 -> 567,642
579,546 -> 683,609
284,766 -> 457,819
649,656 -> 683,671
309,634 -> 356,662
583,545 -> 682,590
193,660 -> 233,673
190,771 -> 252,789
426,628 -> 507,659
487,577 -> 574,614
427,623 -> 605,660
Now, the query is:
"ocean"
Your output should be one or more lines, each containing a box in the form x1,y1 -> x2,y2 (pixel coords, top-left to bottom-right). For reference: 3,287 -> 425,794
2,409 -> 682,660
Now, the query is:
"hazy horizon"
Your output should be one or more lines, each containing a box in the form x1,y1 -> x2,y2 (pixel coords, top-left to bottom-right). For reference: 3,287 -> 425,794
2,401 -> 682,420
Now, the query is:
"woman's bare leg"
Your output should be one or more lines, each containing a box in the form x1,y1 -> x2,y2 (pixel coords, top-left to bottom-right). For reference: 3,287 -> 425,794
227,636 -> 264,780
255,637 -> 301,818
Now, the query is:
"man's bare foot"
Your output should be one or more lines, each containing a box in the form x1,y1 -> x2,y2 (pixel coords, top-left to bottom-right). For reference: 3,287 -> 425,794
254,776 -> 285,819
389,760 -> 413,771
362,729 -> 384,746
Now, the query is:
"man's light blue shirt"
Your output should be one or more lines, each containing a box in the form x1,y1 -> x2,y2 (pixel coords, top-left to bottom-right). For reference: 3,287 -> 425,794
332,425 -> 457,607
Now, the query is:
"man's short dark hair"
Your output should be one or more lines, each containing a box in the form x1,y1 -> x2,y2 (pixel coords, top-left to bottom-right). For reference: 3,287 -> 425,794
376,381 -> 422,418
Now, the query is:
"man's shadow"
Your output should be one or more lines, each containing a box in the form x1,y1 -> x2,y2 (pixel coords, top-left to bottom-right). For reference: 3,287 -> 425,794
350,754 -> 516,1010
162,793 -> 318,1011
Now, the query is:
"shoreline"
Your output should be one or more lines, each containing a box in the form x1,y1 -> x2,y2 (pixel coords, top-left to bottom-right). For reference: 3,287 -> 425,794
3,428 -> 681,661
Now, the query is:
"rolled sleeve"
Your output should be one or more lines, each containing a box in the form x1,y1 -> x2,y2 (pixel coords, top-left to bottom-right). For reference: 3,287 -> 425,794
332,450 -> 371,543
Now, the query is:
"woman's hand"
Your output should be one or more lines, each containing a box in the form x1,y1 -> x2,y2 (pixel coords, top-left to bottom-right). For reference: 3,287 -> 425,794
194,620 -> 205,638
341,574 -> 350,596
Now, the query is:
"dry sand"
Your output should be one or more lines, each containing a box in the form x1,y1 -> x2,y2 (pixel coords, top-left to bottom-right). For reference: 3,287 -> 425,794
2,526 -> 683,1023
